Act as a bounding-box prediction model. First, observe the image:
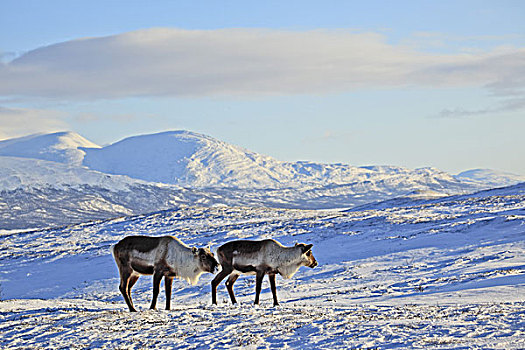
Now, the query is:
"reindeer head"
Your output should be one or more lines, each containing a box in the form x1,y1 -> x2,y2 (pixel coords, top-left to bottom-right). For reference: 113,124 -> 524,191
296,243 -> 318,268
193,247 -> 219,273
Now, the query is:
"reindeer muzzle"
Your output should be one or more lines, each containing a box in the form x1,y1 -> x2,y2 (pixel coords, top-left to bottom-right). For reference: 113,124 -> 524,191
310,261 -> 318,268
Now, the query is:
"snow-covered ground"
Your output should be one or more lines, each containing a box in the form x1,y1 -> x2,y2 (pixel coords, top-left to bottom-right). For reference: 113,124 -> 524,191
1,184 -> 524,348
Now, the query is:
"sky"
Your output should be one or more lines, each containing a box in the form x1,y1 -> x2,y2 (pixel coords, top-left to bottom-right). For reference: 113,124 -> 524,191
1,0 -> 524,175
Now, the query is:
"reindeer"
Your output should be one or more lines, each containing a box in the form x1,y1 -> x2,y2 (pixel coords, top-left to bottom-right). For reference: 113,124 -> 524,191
111,235 -> 218,312
211,239 -> 317,306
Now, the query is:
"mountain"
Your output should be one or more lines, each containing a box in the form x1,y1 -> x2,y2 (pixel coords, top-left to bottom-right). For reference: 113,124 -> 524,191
455,168 -> 525,188
0,155 -> 141,191
1,129 -> 523,229
3,130 -> 504,191
82,130 -> 291,187
0,131 -> 99,166
76,131 -> 508,193
0,156 -> 232,229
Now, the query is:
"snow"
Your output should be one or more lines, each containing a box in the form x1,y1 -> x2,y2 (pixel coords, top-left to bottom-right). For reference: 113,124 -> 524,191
456,168 -> 525,189
1,129 -> 524,347
0,156 -> 148,191
1,183 -> 524,348
0,156 -> 241,230
83,131 -> 202,184
3,129 -> 515,193
79,130 -> 484,192
5,130 -> 523,230
1,300 -> 522,349
0,131 -> 100,166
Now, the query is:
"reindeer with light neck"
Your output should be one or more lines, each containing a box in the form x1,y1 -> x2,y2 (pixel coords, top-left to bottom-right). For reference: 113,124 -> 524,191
112,235 -> 218,312
211,239 -> 318,306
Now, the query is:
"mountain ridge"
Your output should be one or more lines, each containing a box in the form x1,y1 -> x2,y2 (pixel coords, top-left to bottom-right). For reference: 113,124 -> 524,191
455,168 -> 525,188
0,131 -> 100,165
3,129 -> 523,191
1,129 -> 523,229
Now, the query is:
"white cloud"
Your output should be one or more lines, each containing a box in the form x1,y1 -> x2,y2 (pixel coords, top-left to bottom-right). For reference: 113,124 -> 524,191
0,106 -> 69,139
401,32 -> 525,52
0,28 -> 523,100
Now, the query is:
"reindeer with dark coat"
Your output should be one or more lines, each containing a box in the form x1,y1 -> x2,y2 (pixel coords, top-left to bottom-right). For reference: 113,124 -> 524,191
112,235 -> 218,312
211,239 -> 317,306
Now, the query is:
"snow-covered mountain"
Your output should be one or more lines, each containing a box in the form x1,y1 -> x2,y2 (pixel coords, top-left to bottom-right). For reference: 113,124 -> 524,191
82,130 -> 290,187
3,130 -> 523,192
0,156 -> 232,229
455,168 -> 525,189
0,156 -> 144,191
78,131 -> 491,192
0,131 -> 99,166
1,130 -> 523,229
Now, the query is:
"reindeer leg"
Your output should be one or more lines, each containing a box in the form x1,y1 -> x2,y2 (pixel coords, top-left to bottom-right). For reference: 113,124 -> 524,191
127,274 -> 139,309
165,276 -> 173,310
268,274 -> 279,306
254,270 -> 265,305
119,269 -> 137,312
150,271 -> 163,310
225,273 -> 239,304
211,268 -> 232,305
128,275 -> 139,294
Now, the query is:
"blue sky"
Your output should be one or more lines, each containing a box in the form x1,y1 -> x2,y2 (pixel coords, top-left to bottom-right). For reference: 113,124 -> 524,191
1,1 -> 524,174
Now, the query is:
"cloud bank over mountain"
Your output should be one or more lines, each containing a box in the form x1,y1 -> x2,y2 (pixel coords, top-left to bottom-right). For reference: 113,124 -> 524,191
1,28 -> 523,100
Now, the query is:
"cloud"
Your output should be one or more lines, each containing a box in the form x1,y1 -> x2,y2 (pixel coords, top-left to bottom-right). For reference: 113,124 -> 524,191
435,96 -> 525,119
401,31 -> 525,52
0,106 -> 69,139
0,28 -> 524,100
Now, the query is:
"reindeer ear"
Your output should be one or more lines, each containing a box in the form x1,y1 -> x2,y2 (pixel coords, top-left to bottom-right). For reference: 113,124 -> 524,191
192,247 -> 198,255
302,244 -> 313,253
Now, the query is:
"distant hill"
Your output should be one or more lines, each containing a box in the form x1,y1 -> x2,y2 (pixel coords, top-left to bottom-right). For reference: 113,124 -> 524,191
0,131 -> 99,165
455,169 -> 525,188
1,130 -> 523,229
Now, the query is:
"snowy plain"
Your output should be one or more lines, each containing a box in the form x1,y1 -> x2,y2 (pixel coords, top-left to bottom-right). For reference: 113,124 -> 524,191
1,183 -> 524,349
